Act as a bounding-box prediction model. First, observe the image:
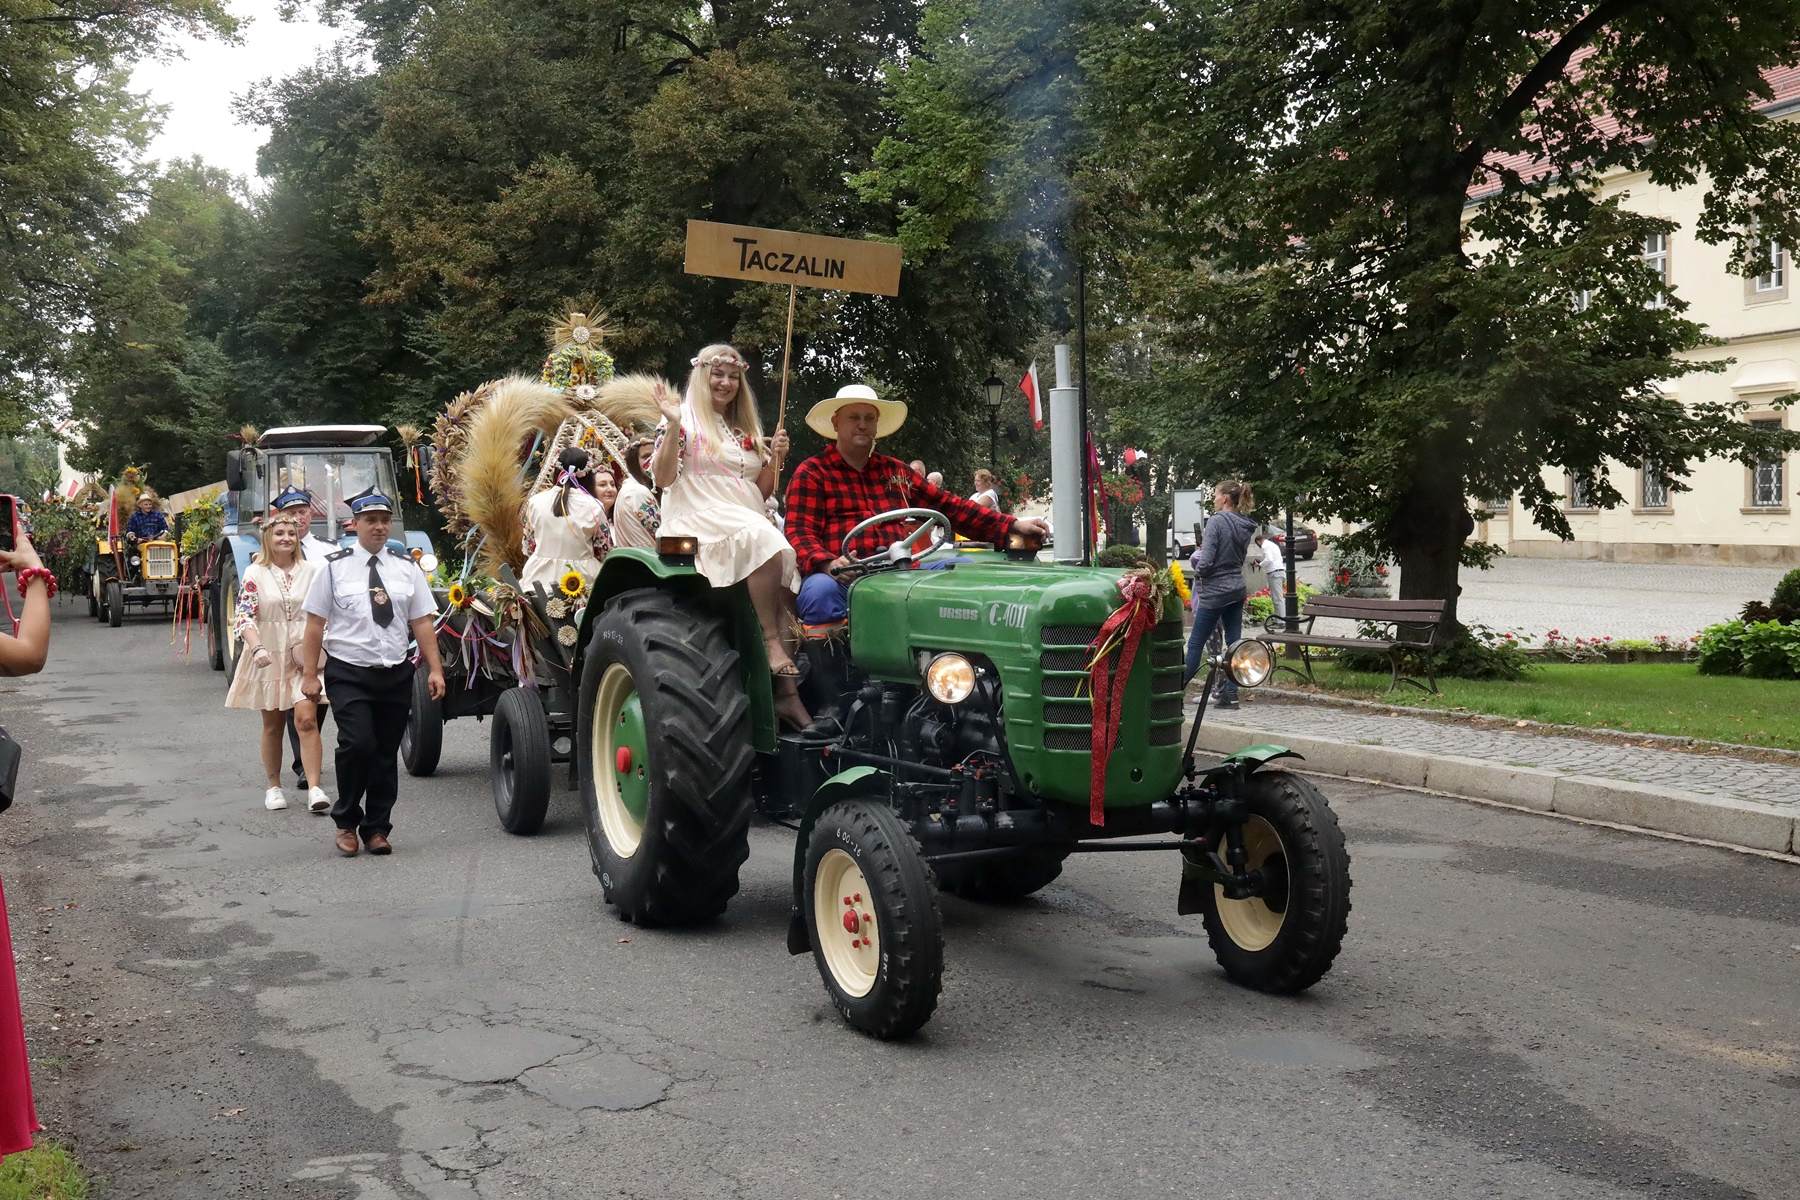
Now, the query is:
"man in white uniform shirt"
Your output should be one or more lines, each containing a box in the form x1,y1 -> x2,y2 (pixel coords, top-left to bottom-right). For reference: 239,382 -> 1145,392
300,489 -> 445,857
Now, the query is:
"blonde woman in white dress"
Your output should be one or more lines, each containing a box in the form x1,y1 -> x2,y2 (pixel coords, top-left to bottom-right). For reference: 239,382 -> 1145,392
650,343 -> 808,728
225,513 -> 328,812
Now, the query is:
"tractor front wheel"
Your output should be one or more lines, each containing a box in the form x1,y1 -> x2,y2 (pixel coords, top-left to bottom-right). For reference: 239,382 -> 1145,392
491,687 -> 552,835
935,846 -> 1071,902
804,799 -> 943,1039
577,587 -> 754,927
1199,770 -> 1351,994
105,580 -> 123,627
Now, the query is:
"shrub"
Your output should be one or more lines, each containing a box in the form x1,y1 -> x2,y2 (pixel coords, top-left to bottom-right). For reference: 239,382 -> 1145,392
1741,600 -> 1778,624
1246,582 -> 1319,623
1334,622 -> 1532,680
1095,544 -> 1150,569
1740,620 -> 1800,679
1696,620 -> 1747,675
1772,567 -> 1800,622
1321,542 -> 1389,594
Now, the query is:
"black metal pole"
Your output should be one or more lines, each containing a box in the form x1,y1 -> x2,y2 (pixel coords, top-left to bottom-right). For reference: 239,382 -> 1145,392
988,406 -> 998,469
1077,254 -> 1092,564
1283,506 -> 1299,630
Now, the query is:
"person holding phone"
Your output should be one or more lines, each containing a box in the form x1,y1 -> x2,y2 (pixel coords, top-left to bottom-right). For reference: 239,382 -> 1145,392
1,530 -> 54,1159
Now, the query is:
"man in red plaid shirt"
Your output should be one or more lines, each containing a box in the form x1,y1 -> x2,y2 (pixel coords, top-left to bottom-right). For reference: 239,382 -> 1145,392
785,384 -> 1048,625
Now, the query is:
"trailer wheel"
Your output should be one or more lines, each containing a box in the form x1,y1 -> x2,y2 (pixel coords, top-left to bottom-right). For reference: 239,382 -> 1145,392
215,557 -> 241,686
805,799 -> 944,1039
1200,770 -> 1351,994
577,587 -> 753,927
401,662 -> 443,777
105,580 -> 123,627
491,687 -> 553,835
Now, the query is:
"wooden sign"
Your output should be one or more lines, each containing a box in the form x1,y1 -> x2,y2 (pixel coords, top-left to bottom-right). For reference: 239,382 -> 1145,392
683,220 -> 901,297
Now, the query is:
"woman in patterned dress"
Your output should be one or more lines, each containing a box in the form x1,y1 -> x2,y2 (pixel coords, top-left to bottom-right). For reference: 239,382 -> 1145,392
521,446 -> 614,595
224,513 -> 327,813
611,436 -> 660,550
649,344 -> 808,729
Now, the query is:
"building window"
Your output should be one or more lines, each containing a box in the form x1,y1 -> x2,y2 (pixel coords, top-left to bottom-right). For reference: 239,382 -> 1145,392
1642,234 -> 1669,309
1749,419 -> 1787,508
1747,221 -> 1789,302
1566,474 -> 1595,510
1639,462 -> 1670,510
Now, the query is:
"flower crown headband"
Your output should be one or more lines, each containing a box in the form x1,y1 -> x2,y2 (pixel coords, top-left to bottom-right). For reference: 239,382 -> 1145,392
692,349 -> 748,370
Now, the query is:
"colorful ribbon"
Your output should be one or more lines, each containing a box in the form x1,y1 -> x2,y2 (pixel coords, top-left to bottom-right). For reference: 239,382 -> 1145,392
1084,571 -> 1161,827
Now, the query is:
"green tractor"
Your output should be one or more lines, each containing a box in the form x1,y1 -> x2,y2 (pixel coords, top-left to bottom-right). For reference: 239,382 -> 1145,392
574,510 -> 1350,1039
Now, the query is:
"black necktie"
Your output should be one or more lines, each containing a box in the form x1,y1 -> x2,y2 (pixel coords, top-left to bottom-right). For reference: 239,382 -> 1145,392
368,555 -> 394,627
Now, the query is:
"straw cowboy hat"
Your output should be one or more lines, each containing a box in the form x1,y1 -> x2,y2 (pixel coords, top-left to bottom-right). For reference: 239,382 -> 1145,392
804,383 -> 908,440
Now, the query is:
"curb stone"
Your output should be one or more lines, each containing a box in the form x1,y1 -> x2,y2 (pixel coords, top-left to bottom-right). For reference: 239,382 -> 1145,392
1190,719 -> 1798,857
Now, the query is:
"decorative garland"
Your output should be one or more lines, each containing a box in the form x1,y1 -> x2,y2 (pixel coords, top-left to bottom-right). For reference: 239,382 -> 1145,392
1084,566 -> 1174,827
540,310 -> 617,401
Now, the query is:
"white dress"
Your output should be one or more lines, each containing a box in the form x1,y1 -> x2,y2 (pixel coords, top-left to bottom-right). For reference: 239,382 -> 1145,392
656,405 -> 798,591
224,558 -> 321,711
521,486 -> 611,594
611,477 -> 661,550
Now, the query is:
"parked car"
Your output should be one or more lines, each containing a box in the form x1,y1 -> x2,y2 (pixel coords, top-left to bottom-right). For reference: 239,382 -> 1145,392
1260,521 -> 1318,560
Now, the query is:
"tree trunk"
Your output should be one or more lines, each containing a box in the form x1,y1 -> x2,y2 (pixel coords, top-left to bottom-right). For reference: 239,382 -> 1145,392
1393,471 -> 1473,634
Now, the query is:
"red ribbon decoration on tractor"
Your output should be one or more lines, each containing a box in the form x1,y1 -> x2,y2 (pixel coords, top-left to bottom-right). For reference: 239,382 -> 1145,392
1084,570 -> 1161,827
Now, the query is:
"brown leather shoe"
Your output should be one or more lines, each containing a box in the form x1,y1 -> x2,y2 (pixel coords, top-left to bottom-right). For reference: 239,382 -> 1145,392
363,832 -> 392,855
335,828 -> 359,857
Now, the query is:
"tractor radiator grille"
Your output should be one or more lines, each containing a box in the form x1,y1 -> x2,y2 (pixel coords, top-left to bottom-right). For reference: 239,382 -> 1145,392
1041,624 -> 1098,646
1044,701 -> 1092,725
1045,727 -> 1091,751
1039,647 -> 1092,673
144,544 -> 178,580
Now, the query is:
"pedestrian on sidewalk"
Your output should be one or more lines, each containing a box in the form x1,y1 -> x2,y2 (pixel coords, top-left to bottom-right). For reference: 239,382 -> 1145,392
299,489 -> 445,858
0,533 -> 55,1159
1256,531 -> 1288,623
1183,480 -> 1259,706
269,487 -> 334,795
970,468 -> 999,509
225,512 -> 329,813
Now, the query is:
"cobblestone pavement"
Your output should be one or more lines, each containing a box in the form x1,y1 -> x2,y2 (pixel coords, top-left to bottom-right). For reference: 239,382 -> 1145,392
1286,556 -> 1790,640
1208,697 -> 1800,809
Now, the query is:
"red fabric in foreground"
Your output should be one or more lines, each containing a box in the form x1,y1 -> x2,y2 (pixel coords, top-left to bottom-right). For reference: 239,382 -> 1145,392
0,876 -> 40,1158
1086,574 -> 1160,828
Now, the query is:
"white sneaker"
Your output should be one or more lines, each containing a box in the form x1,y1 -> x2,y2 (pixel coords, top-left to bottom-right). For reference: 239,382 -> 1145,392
306,787 -> 331,814
264,787 -> 288,811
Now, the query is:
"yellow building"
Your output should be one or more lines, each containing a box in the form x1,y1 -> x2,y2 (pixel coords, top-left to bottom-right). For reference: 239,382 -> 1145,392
1476,79 -> 1799,566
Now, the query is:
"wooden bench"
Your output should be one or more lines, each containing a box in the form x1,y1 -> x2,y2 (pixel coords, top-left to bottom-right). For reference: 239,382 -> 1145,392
1261,596 -> 1448,693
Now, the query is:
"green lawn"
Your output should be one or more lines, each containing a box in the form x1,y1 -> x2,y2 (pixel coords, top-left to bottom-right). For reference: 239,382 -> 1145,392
1302,661 -> 1800,750
0,1144 -> 87,1200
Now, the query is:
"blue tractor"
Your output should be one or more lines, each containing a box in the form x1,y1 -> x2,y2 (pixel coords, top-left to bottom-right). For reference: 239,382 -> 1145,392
207,425 -> 436,684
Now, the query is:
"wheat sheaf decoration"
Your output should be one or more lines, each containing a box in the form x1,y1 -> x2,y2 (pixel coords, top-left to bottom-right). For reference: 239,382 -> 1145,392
541,308 -> 618,400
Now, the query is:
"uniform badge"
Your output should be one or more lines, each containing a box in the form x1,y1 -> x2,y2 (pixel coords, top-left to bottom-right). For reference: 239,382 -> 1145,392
371,587 -> 390,605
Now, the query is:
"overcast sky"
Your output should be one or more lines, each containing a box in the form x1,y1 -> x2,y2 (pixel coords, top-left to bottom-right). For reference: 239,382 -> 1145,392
130,3 -> 345,183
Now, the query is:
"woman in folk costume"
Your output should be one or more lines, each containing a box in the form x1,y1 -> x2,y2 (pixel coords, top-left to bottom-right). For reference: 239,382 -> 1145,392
611,434 -> 661,550
650,343 -> 809,729
225,511 -> 329,813
521,446 -> 614,595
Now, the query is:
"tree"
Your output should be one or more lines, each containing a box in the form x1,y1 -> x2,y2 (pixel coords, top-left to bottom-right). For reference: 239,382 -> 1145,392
1088,0 -> 1800,627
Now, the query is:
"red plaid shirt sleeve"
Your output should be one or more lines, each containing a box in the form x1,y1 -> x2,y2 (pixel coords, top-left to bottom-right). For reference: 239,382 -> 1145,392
783,448 -> 1016,572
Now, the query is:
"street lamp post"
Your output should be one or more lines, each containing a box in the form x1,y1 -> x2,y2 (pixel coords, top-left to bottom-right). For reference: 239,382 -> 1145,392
983,374 -> 1004,468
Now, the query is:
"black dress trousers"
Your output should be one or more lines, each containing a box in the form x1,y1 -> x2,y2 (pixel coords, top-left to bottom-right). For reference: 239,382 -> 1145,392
323,659 -> 414,836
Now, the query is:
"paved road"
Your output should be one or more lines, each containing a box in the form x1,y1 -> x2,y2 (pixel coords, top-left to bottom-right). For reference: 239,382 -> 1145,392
6,609 -> 1799,1199
1283,556 -> 1789,641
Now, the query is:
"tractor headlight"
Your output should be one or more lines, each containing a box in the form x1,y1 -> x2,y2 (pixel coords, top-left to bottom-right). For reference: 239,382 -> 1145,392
923,653 -> 976,705
130,555 -> 141,566
1223,638 -> 1274,689
657,534 -> 699,561
417,552 -> 439,573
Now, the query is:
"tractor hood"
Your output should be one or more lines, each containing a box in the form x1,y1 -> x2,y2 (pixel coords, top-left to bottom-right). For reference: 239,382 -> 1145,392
848,556 -> 1186,809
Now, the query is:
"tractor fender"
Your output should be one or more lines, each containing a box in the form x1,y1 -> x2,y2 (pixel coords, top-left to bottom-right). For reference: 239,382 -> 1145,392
785,766 -> 892,955
1219,743 -> 1304,768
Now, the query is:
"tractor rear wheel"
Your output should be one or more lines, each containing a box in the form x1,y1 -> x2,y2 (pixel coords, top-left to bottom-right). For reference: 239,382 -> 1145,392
934,846 -> 1071,902
804,799 -> 943,1039
491,687 -> 552,835
577,587 -> 754,927
87,576 -> 99,619
401,662 -> 443,777
105,580 -> 123,627
216,558 -> 241,686
1199,770 -> 1350,994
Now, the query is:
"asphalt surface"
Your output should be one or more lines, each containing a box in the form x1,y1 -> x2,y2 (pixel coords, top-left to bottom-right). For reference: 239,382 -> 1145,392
5,606 -> 1798,1199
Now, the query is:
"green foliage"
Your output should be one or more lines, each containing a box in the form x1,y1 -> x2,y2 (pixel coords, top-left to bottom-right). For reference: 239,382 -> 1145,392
0,1140 -> 89,1200
1246,582 -> 1317,623
1695,619 -> 1798,679
178,493 -> 225,558
1321,541 -> 1389,595
0,434 -> 62,499
29,502 -> 95,593
1337,621 -> 1532,681
1094,544 -> 1148,568
1772,567 -> 1800,622
1696,620 -> 1747,676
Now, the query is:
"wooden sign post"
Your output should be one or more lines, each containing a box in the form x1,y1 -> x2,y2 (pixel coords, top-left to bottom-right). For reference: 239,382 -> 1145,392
683,220 -> 902,449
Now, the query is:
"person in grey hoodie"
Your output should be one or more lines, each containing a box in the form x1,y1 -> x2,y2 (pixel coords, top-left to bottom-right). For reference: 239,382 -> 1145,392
1183,480 -> 1259,705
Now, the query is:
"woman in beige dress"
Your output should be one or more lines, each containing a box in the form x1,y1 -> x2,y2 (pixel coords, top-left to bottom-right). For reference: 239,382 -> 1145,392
650,343 -> 808,728
521,446 -> 614,595
225,513 -> 327,813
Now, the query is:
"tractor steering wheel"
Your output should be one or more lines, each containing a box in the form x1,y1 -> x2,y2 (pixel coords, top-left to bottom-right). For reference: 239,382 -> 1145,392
839,508 -> 953,570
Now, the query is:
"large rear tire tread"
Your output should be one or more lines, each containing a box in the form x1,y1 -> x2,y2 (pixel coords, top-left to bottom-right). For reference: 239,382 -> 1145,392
1200,770 -> 1351,994
935,846 -> 1071,903
578,587 -> 755,928
492,687 -> 553,835
805,799 -> 944,1040
105,581 -> 123,627
402,663 -> 444,777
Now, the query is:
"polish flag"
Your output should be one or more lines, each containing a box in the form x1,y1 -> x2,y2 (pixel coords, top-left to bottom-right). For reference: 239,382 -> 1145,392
1020,362 -> 1044,431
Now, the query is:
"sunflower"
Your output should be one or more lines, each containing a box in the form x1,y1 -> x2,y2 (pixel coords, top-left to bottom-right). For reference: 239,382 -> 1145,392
447,582 -> 470,609
558,569 -> 585,598
1168,561 -> 1192,606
